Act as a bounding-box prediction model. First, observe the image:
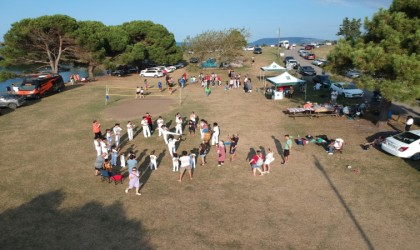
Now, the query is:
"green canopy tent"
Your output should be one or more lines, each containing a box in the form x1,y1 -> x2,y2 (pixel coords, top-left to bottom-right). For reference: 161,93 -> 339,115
266,72 -> 307,100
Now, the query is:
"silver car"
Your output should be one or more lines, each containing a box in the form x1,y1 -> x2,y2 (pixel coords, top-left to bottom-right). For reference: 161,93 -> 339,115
0,94 -> 26,109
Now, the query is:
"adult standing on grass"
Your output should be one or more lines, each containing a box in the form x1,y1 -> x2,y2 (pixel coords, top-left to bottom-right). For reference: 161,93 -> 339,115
94,137 -> 102,156
125,167 -> 141,196
263,148 -> 275,174
127,121 -> 135,142
205,85 -> 211,97
211,122 -> 220,146
282,135 -> 292,164
199,143 -> 208,166
229,134 -> 239,162
141,117 -> 151,138
94,153 -> 106,176
178,151 -> 193,182
113,123 -> 123,147
156,116 -> 164,136
145,112 -> 153,133
127,154 -> 138,173
92,120 -> 102,139
405,116 -> 414,131
249,150 -> 264,176
216,141 -> 226,166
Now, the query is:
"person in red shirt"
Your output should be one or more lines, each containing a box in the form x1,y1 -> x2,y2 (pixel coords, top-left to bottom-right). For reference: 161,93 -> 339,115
249,150 -> 264,176
145,112 -> 153,133
92,120 -> 102,139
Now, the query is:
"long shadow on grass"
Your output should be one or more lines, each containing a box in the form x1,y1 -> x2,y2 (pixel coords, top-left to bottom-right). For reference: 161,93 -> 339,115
0,190 -> 153,250
246,147 -> 256,161
271,135 -> 285,162
313,156 -> 374,250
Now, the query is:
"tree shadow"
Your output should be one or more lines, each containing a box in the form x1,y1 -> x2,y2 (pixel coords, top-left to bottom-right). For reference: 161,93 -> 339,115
0,190 -> 153,249
271,135 -> 285,162
312,156 -> 374,250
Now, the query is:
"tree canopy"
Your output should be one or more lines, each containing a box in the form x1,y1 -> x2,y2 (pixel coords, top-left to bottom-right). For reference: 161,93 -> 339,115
183,28 -> 249,65
327,0 -> 420,124
336,17 -> 362,42
0,15 -> 182,77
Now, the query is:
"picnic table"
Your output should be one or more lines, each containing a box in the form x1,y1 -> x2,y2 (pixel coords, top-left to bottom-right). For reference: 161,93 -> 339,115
287,105 -> 339,118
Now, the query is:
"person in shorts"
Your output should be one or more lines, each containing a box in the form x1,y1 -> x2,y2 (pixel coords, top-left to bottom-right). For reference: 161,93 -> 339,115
229,134 -> 239,162
282,135 -> 292,164
249,150 -> 264,176
188,119 -> 196,136
178,151 -> 192,182
198,143 -> 207,165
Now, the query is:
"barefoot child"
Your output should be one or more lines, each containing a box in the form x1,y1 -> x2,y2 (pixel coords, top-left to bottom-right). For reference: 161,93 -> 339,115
149,151 -> 158,170
172,153 -> 179,172
125,167 -> 141,196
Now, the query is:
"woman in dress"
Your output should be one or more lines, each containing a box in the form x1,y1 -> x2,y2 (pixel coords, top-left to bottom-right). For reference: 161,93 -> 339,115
125,167 -> 141,196
216,141 -> 226,166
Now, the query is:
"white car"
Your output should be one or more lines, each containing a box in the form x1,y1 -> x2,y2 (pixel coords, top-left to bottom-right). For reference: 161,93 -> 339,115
243,46 -> 255,51
345,69 -> 361,78
330,82 -> 364,98
381,130 -> 420,160
139,69 -> 164,78
311,59 -> 327,66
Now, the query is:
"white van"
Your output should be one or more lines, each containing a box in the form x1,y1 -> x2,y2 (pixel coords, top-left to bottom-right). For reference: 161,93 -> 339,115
279,40 -> 289,49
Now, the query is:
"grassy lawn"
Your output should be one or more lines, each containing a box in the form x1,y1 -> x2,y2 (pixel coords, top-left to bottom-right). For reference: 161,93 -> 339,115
0,48 -> 419,250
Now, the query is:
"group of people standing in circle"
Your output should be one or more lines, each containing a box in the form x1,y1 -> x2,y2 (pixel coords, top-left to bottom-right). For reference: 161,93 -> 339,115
91,111 -> 244,195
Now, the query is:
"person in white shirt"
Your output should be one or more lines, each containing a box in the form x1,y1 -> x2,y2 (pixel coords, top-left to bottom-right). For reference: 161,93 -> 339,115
120,154 -> 126,169
126,121 -> 135,141
149,151 -> 158,170
331,90 -> 338,104
161,125 -> 180,144
314,82 -> 322,90
156,116 -> 164,136
100,138 -> 108,159
113,123 -> 123,147
94,138 -> 102,156
175,117 -> 183,134
211,122 -> 220,146
178,151 -> 193,182
167,137 -> 180,157
172,153 -> 179,172
141,117 -> 151,138
263,148 -> 275,174
12,84 -> 19,93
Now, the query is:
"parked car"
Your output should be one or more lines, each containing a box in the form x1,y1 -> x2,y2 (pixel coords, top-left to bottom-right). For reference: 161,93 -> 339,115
202,58 -> 217,68
312,74 -> 332,87
298,66 -> 317,76
189,57 -> 199,63
172,61 -> 186,69
330,82 -> 364,98
110,69 -> 128,77
0,94 -> 25,109
17,74 -> 65,99
139,69 -> 164,78
381,130 -> 420,160
305,45 -> 315,50
311,59 -> 325,66
305,53 -> 316,60
286,59 -> 299,69
300,51 -> 309,58
243,46 -> 255,51
283,56 -> 295,64
253,47 -> 262,54
345,69 -> 361,78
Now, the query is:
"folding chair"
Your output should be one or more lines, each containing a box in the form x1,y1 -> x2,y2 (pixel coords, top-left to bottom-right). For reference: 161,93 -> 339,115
110,174 -> 123,185
100,169 -> 111,183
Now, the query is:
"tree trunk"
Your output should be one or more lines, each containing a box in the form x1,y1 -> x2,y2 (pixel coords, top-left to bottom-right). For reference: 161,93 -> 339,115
88,65 -> 95,80
375,98 -> 392,129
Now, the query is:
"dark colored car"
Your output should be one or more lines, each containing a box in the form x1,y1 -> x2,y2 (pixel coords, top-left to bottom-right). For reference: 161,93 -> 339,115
299,66 -> 317,76
305,45 -> 315,50
110,69 -> 128,77
253,47 -> 262,54
189,57 -> 199,63
0,94 -> 25,109
17,74 -> 65,99
312,74 -> 331,87
173,61 -> 186,69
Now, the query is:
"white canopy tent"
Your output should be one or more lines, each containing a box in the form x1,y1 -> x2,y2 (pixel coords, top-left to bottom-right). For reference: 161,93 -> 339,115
266,71 -> 305,87
259,62 -> 286,88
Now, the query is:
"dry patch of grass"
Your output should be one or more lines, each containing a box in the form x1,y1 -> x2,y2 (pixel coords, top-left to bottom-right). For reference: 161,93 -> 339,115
0,50 -> 419,250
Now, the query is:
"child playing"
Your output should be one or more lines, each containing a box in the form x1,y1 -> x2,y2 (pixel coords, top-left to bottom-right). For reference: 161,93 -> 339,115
120,153 -> 126,169
189,151 -> 196,169
103,159 -> 113,173
158,81 -> 163,92
140,87 -> 145,98
172,153 -> 179,172
149,151 -> 158,170
105,129 -> 113,150
110,146 -> 118,167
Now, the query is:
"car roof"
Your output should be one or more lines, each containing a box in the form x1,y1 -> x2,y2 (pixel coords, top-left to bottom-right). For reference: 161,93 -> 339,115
407,130 -> 420,136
